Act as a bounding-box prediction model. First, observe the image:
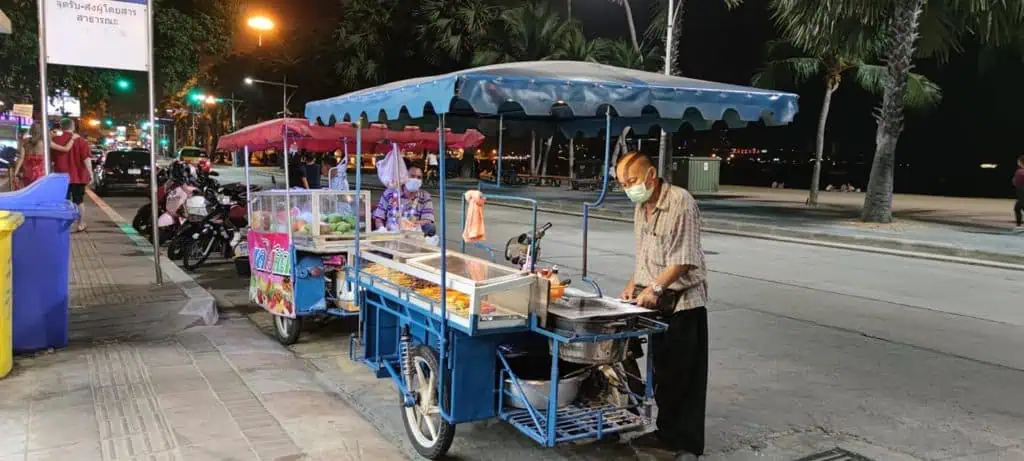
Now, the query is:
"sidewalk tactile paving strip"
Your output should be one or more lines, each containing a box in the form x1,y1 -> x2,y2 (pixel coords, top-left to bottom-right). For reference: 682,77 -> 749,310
796,448 -> 874,461
70,232 -> 184,309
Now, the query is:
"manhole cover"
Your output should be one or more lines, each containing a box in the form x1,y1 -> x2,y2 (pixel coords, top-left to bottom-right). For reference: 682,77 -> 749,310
795,448 -> 874,461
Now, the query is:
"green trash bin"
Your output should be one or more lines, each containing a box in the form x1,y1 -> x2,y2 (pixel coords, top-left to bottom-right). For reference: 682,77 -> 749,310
672,157 -> 720,193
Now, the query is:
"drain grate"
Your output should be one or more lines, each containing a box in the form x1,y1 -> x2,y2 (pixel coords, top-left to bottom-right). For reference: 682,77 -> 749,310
795,448 -> 875,461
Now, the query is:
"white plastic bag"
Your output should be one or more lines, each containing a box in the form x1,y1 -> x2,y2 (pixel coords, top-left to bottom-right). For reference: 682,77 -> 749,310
376,143 -> 408,189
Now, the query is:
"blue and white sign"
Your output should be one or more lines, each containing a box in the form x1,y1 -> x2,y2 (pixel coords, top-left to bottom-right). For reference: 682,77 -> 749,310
44,0 -> 149,71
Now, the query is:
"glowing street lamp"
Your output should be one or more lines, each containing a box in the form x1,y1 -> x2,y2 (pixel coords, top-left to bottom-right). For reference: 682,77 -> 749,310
247,16 -> 274,47
87,119 -> 101,127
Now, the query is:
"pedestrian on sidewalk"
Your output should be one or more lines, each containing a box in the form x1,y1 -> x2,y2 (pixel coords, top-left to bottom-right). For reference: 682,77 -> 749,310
1013,155 -> 1024,230
9,122 -> 76,190
617,152 -> 708,461
51,119 -> 92,232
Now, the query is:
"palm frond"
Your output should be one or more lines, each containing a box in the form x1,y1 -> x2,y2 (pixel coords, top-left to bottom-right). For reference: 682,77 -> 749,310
751,57 -> 823,89
853,64 -> 942,109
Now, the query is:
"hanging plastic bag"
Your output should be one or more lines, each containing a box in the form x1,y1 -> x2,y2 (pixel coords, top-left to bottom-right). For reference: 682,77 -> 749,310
328,146 -> 350,191
376,142 -> 408,189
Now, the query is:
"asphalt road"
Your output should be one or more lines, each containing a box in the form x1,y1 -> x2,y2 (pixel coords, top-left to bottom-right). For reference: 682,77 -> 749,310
94,172 -> 1024,461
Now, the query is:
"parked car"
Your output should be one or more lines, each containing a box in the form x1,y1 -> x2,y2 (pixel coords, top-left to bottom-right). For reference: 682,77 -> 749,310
94,149 -> 152,195
176,147 -> 211,173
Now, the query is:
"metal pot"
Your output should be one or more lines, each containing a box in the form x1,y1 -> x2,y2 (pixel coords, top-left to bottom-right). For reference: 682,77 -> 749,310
549,316 -> 630,365
503,368 -> 591,410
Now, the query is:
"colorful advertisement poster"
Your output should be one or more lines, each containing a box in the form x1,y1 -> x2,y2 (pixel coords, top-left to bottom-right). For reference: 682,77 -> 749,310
248,231 -> 295,318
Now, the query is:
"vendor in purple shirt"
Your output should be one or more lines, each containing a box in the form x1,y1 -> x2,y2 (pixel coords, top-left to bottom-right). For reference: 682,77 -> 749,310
373,167 -> 435,232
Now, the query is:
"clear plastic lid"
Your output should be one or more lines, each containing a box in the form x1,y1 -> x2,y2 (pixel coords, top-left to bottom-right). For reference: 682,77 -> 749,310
412,253 -> 518,283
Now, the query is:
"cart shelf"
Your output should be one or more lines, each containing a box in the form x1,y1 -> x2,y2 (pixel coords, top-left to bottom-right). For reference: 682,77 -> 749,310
499,403 -> 648,446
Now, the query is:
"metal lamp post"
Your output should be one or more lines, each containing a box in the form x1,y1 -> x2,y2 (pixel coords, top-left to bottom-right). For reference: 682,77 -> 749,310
244,76 -> 298,167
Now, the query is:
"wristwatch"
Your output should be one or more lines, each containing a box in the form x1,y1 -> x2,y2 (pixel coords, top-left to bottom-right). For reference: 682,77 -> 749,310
650,283 -> 664,297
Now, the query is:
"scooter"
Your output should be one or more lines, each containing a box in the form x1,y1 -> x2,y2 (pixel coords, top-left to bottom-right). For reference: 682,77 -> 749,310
181,187 -> 249,271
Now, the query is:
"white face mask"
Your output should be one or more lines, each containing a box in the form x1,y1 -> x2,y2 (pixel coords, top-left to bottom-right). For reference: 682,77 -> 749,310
405,178 -> 422,191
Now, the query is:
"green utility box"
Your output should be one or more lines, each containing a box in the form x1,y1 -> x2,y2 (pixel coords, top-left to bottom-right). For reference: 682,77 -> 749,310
671,157 -> 720,193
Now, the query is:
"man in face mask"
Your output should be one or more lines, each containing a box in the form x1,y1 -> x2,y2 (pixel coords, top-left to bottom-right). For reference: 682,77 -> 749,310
616,152 -> 708,461
372,166 -> 434,232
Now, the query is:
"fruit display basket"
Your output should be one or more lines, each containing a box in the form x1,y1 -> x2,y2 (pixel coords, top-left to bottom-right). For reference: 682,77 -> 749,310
357,251 -> 540,334
248,190 -> 376,248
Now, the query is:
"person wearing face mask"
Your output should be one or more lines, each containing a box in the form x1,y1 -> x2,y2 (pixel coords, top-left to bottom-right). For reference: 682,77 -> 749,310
372,167 -> 434,232
616,152 -> 708,461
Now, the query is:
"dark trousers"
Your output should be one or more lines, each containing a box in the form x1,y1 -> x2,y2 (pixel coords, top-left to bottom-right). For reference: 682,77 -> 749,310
1015,192 -> 1024,226
626,299 -> 709,455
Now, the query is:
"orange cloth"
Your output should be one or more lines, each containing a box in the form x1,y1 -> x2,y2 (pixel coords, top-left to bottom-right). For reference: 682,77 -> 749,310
462,190 -> 486,242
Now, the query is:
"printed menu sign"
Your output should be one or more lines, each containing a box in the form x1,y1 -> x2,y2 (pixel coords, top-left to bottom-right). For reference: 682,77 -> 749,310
247,230 -> 294,318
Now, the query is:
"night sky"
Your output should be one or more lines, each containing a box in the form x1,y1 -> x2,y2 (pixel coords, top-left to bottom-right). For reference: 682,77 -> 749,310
107,0 -> 1024,197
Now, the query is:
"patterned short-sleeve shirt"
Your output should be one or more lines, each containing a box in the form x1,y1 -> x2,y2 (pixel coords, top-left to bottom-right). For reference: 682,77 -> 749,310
633,182 -> 708,312
372,187 -> 434,231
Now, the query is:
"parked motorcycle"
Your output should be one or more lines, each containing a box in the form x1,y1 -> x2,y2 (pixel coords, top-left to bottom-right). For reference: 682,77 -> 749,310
181,185 -> 251,271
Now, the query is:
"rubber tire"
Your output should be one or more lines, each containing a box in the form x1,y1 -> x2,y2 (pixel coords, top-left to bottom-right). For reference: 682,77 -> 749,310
167,241 -> 185,260
400,346 -> 456,460
182,234 -> 215,271
133,204 -> 152,237
273,315 -> 301,345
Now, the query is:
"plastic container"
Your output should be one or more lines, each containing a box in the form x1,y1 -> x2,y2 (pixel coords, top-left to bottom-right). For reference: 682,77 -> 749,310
0,211 -> 24,377
0,174 -> 79,353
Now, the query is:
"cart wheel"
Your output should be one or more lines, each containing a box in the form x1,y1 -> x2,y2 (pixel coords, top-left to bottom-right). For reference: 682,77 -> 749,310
401,346 -> 455,459
273,315 -> 301,345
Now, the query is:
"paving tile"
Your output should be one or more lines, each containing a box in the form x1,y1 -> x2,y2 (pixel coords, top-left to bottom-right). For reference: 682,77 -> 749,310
260,391 -> 358,420
99,431 -> 177,460
177,438 -> 258,461
25,441 -> 102,461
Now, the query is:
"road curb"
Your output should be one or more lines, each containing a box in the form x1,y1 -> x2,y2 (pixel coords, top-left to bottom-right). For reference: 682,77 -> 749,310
86,189 -> 220,326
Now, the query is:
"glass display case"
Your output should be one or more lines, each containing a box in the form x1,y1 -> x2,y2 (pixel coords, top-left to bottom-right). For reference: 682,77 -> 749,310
248,190 -> 372,247
357,251 -> 538,334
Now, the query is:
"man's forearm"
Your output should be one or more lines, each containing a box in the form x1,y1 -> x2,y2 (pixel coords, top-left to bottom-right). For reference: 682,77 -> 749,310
652,265 -> 688,289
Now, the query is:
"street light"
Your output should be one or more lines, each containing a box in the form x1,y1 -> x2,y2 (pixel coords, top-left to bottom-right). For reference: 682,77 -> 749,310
244,76 -> 299,168
247,16 -> 274,47
87,119 -> 101,127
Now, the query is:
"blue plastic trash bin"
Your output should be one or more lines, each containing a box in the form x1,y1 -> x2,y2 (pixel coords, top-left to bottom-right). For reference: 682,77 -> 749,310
0,174 -> 79,353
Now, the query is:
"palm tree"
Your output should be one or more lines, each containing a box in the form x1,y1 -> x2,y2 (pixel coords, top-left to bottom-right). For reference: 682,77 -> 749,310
777,0 -> 1024,222
607,0 -> 642,55
600,39 -> 655,69
754,10 -> 941,206
556,23 -> 609,62
417,0 -> 499,65
472,0 -> 572,65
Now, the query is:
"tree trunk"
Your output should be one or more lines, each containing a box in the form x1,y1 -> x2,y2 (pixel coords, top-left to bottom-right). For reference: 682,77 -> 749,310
567,0 -> 571,18
808,78 -> 838,207
861,0 -> 926,223
621,0 -> 641,54
529,131 -> 538,176
540,136 -> 553,175
568,138 -> 575,180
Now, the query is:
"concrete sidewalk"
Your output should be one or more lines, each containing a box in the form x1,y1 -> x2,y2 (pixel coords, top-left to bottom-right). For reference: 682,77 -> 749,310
0,315 -> 407,461
67,191 -> 217,343
0,192 -> 409,461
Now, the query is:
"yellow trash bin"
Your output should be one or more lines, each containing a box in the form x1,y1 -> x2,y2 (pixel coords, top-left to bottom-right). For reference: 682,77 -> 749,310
0,211 -> 24,378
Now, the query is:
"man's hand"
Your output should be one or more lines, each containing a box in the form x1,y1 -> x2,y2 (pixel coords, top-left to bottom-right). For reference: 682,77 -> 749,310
619,280 -> 636,300
635,287 -> 660,308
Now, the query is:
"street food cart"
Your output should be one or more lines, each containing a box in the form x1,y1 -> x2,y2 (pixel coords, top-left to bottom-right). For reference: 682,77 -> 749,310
304,60 -> 799,458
